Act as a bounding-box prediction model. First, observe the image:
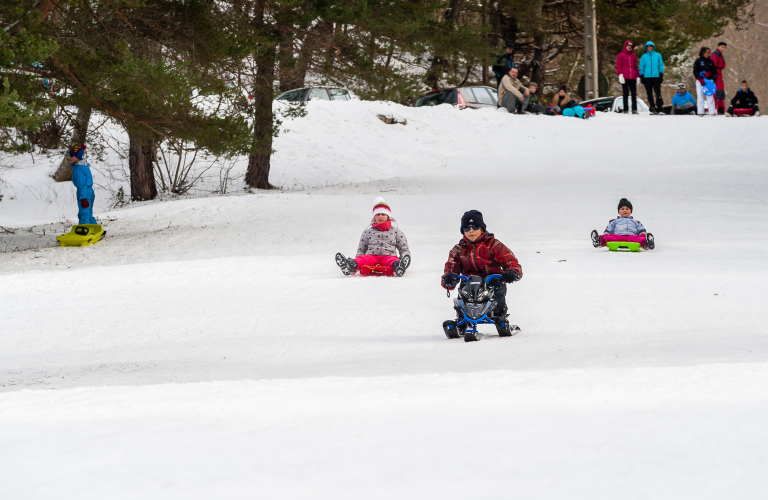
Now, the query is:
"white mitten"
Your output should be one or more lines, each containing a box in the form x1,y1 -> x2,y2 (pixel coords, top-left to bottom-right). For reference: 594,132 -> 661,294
619,74 -> 626,84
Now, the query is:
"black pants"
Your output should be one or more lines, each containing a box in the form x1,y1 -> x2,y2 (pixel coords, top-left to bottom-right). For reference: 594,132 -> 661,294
727,104 -> 759,115
622,80 -> 637,113
643,77 -> 663,110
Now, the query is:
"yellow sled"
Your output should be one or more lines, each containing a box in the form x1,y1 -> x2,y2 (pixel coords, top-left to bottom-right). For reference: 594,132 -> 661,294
56,224 -> 106,247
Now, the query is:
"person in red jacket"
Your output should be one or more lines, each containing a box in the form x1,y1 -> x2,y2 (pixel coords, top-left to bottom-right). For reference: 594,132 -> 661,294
441,210 -> 522,321
616,40 -> 639,114
711,42 -> 728,114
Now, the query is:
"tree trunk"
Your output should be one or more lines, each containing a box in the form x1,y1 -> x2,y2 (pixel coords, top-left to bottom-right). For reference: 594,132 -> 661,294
277,40 -> 310,94
129,134 -> 158,201
530,36 -> 548,96
245,44 -> 277,189
425,0 -> 463,89
53,104 -> 92,182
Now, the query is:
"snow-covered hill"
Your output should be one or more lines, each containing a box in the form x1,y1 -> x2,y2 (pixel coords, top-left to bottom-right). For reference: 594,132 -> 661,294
1,103 -> 767,499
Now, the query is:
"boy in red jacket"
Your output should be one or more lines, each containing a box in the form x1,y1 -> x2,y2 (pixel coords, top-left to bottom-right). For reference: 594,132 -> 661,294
441,210 -> 522,328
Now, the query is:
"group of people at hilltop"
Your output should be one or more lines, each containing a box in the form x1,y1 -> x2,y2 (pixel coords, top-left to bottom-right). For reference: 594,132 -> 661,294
617,40 -> 759,117
495,45 -> 588,118
491,40 -> 759,118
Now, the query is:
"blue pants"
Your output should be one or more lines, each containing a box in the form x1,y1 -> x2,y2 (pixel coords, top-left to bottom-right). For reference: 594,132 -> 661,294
77,187 -> 97,225
563,105 -> 586,118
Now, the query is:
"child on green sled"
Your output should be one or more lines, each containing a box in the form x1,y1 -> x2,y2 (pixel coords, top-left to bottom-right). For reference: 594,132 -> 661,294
591,198 -> 655,250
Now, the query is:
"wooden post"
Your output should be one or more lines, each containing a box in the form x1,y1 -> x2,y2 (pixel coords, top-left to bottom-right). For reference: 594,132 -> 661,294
584,0 -> 599,99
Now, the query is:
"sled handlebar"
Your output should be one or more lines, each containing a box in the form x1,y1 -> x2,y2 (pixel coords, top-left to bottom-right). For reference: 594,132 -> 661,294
456,274 -> 502,284
447,274 -> 503,297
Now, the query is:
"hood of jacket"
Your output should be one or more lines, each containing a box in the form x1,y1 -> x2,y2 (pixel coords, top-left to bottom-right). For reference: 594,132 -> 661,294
623,40 -> 635,51
645,41 -> 655,50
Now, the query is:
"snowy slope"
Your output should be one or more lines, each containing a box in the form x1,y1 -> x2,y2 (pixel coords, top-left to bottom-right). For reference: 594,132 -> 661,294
1,103 -> 768,499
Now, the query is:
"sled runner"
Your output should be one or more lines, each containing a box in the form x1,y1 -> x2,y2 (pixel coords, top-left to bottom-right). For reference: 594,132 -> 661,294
57,224 -> 106,247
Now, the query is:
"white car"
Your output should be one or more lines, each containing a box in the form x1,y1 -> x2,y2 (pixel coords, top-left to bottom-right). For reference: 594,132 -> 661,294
580,96 -> 651,114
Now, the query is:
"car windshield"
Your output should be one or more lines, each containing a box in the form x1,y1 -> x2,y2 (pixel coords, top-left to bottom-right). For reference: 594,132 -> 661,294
591,99 -> 613,112
276,89 -> 306,101
472,87 -> 496,105
328,88 -> 350,101
308,88 -> 331,101
415,90 -> 455,107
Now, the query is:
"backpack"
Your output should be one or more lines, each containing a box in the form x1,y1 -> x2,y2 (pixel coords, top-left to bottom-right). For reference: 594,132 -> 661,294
700,72 -> 716,96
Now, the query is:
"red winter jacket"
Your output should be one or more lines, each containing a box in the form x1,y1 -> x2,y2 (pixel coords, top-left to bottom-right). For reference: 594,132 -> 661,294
441,232 -> 522,289
711,50 -> 726,90
616,41 -> 639,81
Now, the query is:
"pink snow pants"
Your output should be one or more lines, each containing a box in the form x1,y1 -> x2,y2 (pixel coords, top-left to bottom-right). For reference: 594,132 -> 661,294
600,234 -> 648,249
354,255 -> 399,276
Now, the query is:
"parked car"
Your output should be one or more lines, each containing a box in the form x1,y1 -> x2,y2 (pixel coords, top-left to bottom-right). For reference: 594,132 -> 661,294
414,86 -> 500,110
580,96 -> 651,114
276,87 -> 353,102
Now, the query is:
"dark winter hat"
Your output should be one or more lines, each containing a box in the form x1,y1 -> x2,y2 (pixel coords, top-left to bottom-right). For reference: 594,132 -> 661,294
618,198 -> 633,212
461,210 -> 486,234
505,43 -> 515,49
559,86 -> 567,92
69,144 -> 86,160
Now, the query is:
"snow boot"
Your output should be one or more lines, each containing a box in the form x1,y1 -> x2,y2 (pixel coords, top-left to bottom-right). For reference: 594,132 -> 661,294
335,252 -> 358,275
632,111 -> 639,115
491,306 -> 519,337
392,254 -> 411,277
646,233 -> 655,250
591,229 -> 600,248
725,111 -> 733,117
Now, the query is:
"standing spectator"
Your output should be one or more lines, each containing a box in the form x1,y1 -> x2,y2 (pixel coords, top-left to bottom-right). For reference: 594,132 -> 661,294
526,82 -> 547,114
498,67 -> 530,114
726,80 -> 760,117
639,41 -> 665,114
670,84 -> 696,115
711,42 -> 728,114
693,47 -> 717,116
492,43 -> 515,87
616,40 -> 639,114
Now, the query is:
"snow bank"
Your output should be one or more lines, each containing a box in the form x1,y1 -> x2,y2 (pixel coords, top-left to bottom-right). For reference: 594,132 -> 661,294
1,103 -> 768,498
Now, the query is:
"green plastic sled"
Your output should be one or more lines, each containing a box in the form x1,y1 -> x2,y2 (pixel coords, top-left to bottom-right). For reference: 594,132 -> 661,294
57,224 -> 106,247
606,241 -> 641,252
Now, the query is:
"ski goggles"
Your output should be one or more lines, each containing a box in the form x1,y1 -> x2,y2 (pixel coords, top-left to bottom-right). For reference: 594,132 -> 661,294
462,225 -> 482,232
677,83 -> 686,90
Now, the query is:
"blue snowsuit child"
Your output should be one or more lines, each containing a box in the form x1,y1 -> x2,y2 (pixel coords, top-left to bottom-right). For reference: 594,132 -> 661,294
69,144 -> 97,225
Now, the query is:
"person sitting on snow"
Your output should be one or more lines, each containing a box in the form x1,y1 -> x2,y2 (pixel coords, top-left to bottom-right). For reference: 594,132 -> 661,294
441,210 -> 522,321
726,80 -> 760,117
671,83 -> 697,115
68,144 -> 97,225
498,67 -> 530,114
526,81 -> 547,115
591,198 -> 655,250
335,197 -> 411,277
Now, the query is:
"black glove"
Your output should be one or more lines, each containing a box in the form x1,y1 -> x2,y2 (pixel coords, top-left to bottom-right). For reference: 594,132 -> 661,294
488,276 -> 503,287
639,76 -> 644,85
502,270 -> 520,283
442,273 -> 459,289
659,73 -> 664,83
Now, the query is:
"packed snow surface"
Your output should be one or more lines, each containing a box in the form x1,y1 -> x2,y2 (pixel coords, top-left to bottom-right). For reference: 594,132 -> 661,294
2,101 -> 768,499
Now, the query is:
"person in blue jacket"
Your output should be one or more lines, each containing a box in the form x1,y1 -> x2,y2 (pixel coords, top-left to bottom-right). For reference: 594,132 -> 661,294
591,198 -> 655,250
68,144 -> 97,225
639,41 -> 665,114
671,83 -> 696,115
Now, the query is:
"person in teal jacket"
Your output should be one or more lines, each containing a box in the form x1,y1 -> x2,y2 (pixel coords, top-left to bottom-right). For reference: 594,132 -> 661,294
69,144 -> 97,225
670,83 -> 696,114
639,41 -> 665,113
